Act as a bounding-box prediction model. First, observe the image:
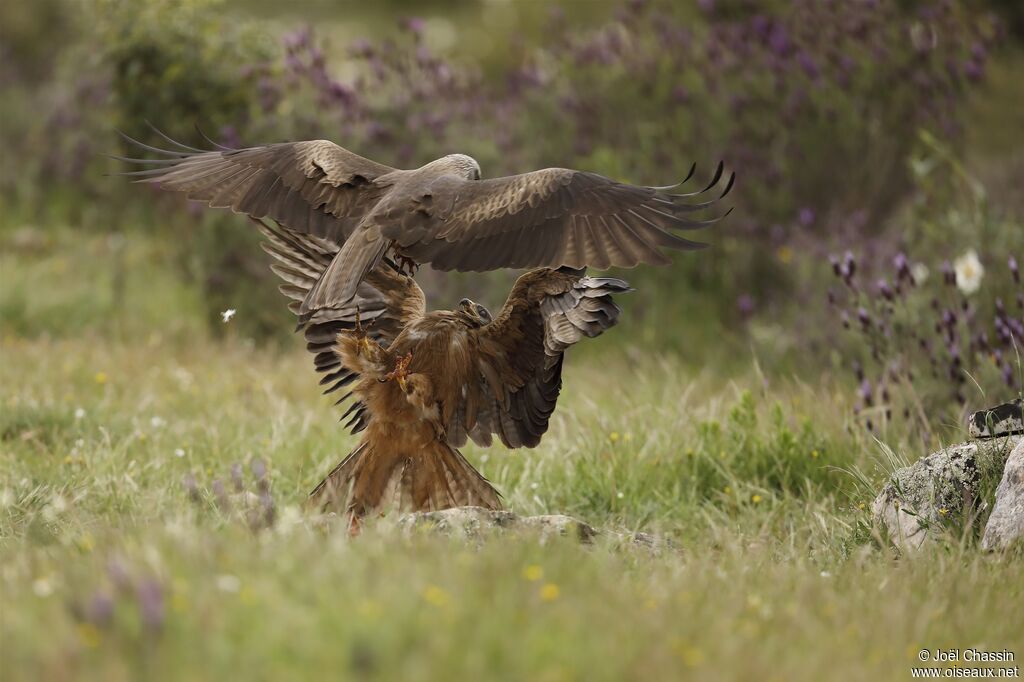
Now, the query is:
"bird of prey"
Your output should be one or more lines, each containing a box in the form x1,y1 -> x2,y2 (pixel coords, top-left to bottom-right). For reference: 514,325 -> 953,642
248,218 -> 628,520
117,130 -> 731,313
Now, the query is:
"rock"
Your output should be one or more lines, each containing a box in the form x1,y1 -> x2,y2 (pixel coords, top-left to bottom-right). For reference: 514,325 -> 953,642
398,506 -> 672,550
872,435 -> 1020,552
969,399 -> 1023,439
981,438 -> 1024,550
399,507 -> 597,542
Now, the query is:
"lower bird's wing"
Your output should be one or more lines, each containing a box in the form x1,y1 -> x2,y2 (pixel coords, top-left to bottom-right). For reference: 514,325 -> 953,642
439,267 -> 630,449
252,218 -> 425,433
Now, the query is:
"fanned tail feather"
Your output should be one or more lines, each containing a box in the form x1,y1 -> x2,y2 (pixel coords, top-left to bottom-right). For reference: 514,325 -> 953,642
308,441 -> 501,517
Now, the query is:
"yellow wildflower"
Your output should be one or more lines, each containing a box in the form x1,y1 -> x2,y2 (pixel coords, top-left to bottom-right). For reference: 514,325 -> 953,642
94,372 -> 108,385
810,449 -> 820,459
522,565 -> 543,582
609,432 -> 620,443
540,583 -> 560,601
938,508 -> 949,516
751,494 -> 763,504
78,623 -> 102,648
422,585 -> 450,607
776,246 -> 794,264
681,645 -> 705,668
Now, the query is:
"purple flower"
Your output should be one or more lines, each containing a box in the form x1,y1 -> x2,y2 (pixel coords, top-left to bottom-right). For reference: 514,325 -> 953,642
857,307 -> 871,330
136,579 -> 165,634
859,378 -> 873,406
829,254 -> 842,278
107,556 -> 132,593
940,260 -> 955,286
1009,255 -> 1019,284
768,24 -> 791,56
86,591 -> 115,627
964,60 -> 984,82
182,472 -> 200,503
736,294 -> 755,317
798,207 -> 815,226
401,17 -> 426,36
251,458 -> 266,481
797,51 -> 819,79
877,279 -> 894,301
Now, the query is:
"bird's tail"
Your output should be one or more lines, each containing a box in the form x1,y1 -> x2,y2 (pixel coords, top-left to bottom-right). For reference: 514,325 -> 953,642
300,231 -> 387,314
309,439 -> 502,517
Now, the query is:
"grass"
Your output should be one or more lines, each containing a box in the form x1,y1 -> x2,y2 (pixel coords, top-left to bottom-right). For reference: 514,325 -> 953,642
1,228 -> 1023,681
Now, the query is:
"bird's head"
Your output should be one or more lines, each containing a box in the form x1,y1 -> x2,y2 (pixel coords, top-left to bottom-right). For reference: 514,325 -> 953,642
458,297 -> 492,326
427,154 -> 481,181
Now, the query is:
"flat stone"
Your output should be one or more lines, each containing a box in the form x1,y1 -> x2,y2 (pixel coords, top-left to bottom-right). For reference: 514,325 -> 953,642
872,435 -> 1020,552
969,399 -> 1023,439
981,438 -> 1024,550
398,506 -> 672,550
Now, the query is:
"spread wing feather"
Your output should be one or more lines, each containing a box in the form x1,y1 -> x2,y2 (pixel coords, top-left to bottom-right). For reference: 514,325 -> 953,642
116,132 -> 401,244
251,218 -> 425,432
389,165 -> 733,272
445,268 -> 630,449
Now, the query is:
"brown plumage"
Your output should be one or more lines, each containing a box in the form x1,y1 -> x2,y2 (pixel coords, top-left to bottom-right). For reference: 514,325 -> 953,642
247,216 -> 628,519
118,130 -> 730,310
306,266 -> 629,519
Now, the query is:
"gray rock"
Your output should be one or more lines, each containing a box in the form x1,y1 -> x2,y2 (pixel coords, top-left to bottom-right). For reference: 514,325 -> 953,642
398,506 -> 672,550
969,399 -> 1023,439
981,438 -> 1024,550
872,436 -> 1020,551
400,507 -> 597,542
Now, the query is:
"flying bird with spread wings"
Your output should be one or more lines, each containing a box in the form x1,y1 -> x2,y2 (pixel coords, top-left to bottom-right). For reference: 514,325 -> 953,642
117,130 -> 731,313
249,218 -> 628,522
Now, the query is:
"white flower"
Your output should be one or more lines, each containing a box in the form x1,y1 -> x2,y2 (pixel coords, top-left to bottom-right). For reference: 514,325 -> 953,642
216,574 -> 240,593
954,249 -> 984,295
616,491 -> 625,499
530,482 -> 539,490
221,308 -> 236,323
74,407 -> 86,420
174,448 -> 185,458
32,577 -> 54,598
150,416 -> 166,429
910,262 -> 929,285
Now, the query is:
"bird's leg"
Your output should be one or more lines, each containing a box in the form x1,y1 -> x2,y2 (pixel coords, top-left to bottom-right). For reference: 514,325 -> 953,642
347,511 -> 362,537
352,305 -> 372,354
382,352 -> 413,392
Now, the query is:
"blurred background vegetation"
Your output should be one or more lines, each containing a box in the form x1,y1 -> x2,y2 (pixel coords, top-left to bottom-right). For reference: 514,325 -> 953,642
1,0 -> 1022,441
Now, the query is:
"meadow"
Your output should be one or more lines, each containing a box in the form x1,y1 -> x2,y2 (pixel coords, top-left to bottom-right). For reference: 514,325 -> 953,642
2,228 -> 1023,681
3,0 -> 1024,679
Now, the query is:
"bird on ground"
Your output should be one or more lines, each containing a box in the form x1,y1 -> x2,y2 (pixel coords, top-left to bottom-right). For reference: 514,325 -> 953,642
116,129 -> 731,314
249,218 -> 629,523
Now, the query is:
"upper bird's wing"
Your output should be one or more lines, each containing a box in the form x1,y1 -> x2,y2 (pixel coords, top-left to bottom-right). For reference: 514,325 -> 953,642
438,267 -> 630,449
252,218 -> 425,433
116,132 -> 401,244
384,164 -> 733,272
